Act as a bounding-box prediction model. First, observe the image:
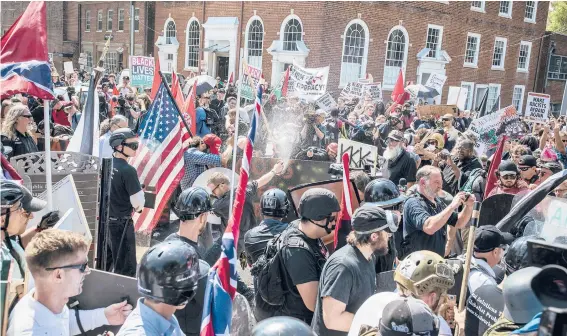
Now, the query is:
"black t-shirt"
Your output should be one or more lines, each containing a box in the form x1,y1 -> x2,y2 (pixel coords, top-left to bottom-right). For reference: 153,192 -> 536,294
442,157 -> 483,195
387,150 -> 418,185
244,218 -> 288,265
109,157 -> 142,217
165,233 -> 200,257
465,285 -> 504,336
311,244 -> 377,336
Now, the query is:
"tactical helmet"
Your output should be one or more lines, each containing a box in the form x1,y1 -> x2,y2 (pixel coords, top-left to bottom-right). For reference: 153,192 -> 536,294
175,187 -> 212,221
1,180 -> 24,210
260,188 -> 289,218
252,316 -> 316,336
504,236 -> 539,275
137,240 -> 200,306
394,251 -> 455,297
298,188 -> 340,221
364,178 -> 407,208
109,127 -> 137,149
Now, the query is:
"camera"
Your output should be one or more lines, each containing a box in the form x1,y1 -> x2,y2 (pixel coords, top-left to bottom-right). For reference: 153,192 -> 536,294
304,112 -> 318,124
527,239 -> 567,269
538,307 -> 567,336
438,149 -> 451,161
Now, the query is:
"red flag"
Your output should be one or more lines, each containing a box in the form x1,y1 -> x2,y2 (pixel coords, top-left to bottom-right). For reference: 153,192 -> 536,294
171,71 -> 185,111
281,67 -> 291,97
1,155 -> 22,181
391,69 -> 409,105
485,136 -> 507,197
228,71 -> 234,84
181,80 -> 197,136
108,85 -> 120,118
149,56 -> 161,100
334,153 -> 354,249
1,1 -> 54,99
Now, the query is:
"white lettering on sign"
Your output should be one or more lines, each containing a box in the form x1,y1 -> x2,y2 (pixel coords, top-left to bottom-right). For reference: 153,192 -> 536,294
129,56 -> 155,88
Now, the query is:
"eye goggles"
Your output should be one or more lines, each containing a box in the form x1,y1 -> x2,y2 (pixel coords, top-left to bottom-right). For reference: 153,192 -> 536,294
122,142 -> 139,150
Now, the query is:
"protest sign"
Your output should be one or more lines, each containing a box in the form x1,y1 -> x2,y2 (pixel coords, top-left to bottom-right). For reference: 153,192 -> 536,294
468,105 -> 523,155
416,105 -> 458,119
425,73 -> 447,93
524,92 -> 550,123
241,61 -> 263,100
129,56 -> 155,87
540,198 -> 567,243
63,61 -> 74,75
447,86 -> 468,111
363,82 -> 382,100
337,138 -> 378,175
340,81 -> 364,98
316,92 -> 338,110
287,61 -> 329,101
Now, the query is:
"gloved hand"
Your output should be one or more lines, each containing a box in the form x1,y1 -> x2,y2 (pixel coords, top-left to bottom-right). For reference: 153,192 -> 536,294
37,211 -> 61,231
239,252 -> 248,270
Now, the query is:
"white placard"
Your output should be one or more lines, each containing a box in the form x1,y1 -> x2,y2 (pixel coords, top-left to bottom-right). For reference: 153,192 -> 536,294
316,92 -> 337,111
447,86 -> 468,111
286,61 -> 329,101
524,92 -> 550,124
541,199 -> 567,243
468,105 -> 523,155
63,61 -> 74,75
363,82 -> 383,100
425,73 -> 447,93
340,81 -> 364,98
337,138 -> 378,175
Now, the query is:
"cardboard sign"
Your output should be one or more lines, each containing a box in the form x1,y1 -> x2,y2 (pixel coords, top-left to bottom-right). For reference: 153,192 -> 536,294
468,105 -> 523,155
540,198 -> 567,243
63,61 -> 74,75
416,105 -> 458,119
241,61 -> 263,100
524,92 -> 550,124
340,81 -> 364,98
447,86 -> 468,111
129,56 -> 155,87
287,61 -> 329,101
425,73 -> 447,93
337,138 -> 378,175
316,92 -> 338,111
363,82 -> 383,100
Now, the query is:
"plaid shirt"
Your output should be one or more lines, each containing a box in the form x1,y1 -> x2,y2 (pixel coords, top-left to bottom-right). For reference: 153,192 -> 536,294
180,147 -> 221,190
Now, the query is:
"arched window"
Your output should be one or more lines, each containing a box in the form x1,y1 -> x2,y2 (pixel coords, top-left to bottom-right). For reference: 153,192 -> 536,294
383,26 -> 408,87
246,17 -> 264,69
185,19 -> 200,69
340,20 -> 369,86
165,20 -> 176,44
283,18 -> 302,51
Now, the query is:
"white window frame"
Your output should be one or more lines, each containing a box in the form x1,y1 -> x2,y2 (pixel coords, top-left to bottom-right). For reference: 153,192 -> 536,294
424,24 -> 443,59
279,14 -> 304,52
184,18 -> 200,71
118,9 -> 124,32
97,10 -> 103,32
517,41 -> 532,73
107,9 -> 113,32
491,37 -> 507,70
85,10 -> 91,32
524,1 -> 537,23
85,51 -> 93,72
474,84 -> 488,110
499,1 -> 513,18
134,8 -> 140,32
470,1 -> 486,13
461,81 -> 476,111
382,25 -> 409,90
464,32 -> 481,68
245,15 -> 265,70
512,85 -> 526,114
105,52 -> 118,74
339,19 -> 370,87
487,83 -> 501,111
164,18 -> 176,45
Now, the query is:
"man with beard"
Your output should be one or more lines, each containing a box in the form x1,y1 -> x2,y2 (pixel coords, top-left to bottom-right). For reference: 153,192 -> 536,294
377,114 -> 403,142
441,139 -> 484,199
311,205 -> 398,336
486,161 -> 529,197
210,88 -> 226,120
383,130 -> 418,188
401,166 -> 475,258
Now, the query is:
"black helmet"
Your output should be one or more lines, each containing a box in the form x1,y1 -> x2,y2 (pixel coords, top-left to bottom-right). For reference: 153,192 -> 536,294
137,240 -> 200,306
252,317 -> 316,336
504,236 -> 541,275
497,160 -> 519,176
364,178 -> 406,208
260,188 -> 289,218
109,127 -> 137,149
298,188 -> 340,221
175,187 -> 212,221
1,180 -> 24,210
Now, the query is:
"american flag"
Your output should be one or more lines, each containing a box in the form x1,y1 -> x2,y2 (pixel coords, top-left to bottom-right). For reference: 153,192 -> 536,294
200,85 -> 263,336
334,152 -> 354,250
131,82 -> 191,232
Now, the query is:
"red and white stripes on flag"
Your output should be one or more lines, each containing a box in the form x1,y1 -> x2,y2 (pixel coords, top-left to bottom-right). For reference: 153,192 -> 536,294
334,152 -> 354,249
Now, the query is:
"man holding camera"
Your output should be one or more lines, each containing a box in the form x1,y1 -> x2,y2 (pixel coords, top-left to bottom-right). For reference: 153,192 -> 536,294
300,110 -> 326,149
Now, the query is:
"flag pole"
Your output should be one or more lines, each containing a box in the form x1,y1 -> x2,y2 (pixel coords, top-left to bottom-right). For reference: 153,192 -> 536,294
43,100 -> 53,211
158,71 -> 193,138
229,49 -> 244,220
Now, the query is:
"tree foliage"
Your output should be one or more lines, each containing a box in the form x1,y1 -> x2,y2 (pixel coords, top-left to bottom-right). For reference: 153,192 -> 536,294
548,1 -> 567,34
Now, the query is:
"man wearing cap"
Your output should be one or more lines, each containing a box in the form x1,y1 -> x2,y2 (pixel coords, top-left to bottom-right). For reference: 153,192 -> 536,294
518,155 -> 539,185
468,225 -> 514,293
441,113 -> 459,152
383,130 -> 418,188
536,161 -> 563,186
487,161 -> 529,197
312,205 -> 399,336
117,75 -> 135,96
210,88 -> 226,119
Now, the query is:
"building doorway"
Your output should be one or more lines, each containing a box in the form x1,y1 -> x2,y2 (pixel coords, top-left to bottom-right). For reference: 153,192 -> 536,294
216,56 -> 229,81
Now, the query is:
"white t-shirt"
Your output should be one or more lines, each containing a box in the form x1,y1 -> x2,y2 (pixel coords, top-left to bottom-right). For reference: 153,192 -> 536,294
348,292 -> 453,336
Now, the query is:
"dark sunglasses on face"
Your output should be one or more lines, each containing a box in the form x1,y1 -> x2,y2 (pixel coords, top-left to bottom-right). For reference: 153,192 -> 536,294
501,174 -> 517,180
45,261 -> 89,273
21,115 -> 33,119
122,142 -> 139,150
518,166 -> 533,171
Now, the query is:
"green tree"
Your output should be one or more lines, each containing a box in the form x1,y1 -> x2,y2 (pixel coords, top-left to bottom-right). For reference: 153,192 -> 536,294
548,1 -> 567,33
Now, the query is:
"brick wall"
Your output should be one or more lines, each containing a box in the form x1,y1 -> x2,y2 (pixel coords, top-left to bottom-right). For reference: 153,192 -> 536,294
536,33 -> 567,112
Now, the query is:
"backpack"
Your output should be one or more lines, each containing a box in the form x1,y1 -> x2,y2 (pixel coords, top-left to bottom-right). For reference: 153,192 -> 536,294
249,227 -> 319,311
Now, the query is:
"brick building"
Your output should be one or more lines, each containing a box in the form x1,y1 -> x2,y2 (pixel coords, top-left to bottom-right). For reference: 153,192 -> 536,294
151,1 -> 549,114
1,1 -> 80,72
535,32 -> 567,115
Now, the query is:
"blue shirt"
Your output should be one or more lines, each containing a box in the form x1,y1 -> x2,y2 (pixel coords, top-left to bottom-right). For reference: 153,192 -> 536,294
196,107 -> 211,137
117,298 -> 185,336
180,147 -> 221,190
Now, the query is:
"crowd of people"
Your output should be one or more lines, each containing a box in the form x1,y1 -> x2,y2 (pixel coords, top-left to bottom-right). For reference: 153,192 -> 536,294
2,64 -> 567,336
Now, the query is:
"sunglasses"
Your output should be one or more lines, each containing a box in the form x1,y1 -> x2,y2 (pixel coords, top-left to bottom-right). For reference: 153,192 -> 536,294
442,118 -> 451,121
21,115 -> 33,119
518,166 -> 533,171
501,174 -> 518,180
386,139 -> 400,144
45,261 -> 89,273
122,142 -> 139,150
1,203 -> 24,216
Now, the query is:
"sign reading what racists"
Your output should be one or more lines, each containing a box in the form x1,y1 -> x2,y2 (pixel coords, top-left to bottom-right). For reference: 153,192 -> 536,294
287,61 -> 329,101
337,138 -> 378,175
316,92 -> 338,111
524,92 -> 550,123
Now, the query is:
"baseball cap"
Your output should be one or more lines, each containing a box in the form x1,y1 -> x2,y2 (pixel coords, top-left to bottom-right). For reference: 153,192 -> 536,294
518,155 -> 537,168
298,188 -> 340,221
531,264 -> 567,309
352,204 -> 399,234
441,113 -> 453,120
538,161 -> 563,174
379,297 -> 440,336
388,130 -> 404,142
474,225 -> 514,253
20,184 -> 47,213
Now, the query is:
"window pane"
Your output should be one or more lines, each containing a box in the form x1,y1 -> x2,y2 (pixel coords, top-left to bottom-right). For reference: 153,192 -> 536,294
134,8 -> 140,31
283,19 -> 302,51
118,9 -> 124,31
512,87 -> 523,112
247,19 -> 264,68
186,21 -> 200,68
471,1 -> 483,8
465,36 -> 478,64
462,84 -> 473,110
525,1 -> 535,20
341,23 -> 366,84
384,29 -> 406,85
98,11 -> 102,31
487,86 -> 500,111
492,40 -> 504,67
518,44 -> 529,70
105,52 -> 118,73
426,27 -> 440,58
166,21 -> 176,44
499,1 -> 510,14
86,11 -> 90,31
107,10 -> 113,31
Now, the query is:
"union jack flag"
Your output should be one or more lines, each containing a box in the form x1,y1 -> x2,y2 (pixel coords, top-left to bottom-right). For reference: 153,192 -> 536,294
200,85 -> 263,335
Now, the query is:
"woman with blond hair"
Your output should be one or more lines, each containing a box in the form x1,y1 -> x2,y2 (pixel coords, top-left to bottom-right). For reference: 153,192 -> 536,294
1,104 -> 38,159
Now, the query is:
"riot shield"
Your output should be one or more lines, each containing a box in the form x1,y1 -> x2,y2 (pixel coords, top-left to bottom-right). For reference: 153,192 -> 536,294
478,194 -> 515,227
518,195 -> 567,244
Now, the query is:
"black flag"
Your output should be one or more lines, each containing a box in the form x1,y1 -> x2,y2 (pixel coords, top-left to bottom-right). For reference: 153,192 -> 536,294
476,89 -> 489,118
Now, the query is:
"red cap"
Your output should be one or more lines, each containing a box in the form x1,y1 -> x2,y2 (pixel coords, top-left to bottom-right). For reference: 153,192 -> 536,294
202,134 -> 222,154
327,143 -> 338,154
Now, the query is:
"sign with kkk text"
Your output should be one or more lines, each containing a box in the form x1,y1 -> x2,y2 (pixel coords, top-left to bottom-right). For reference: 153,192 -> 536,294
241,62 -> 263,100
337,138 -> 378,175
316,92 -> 337,111
425,73 -> 447,93
524,92 -> 550,124
129,56 -> 155,87
468,105 -> 523,155
287,61 -> 329,101
363,82 -> 383,100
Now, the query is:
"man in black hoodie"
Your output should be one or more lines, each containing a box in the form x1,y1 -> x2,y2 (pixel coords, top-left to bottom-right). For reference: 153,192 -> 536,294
441,139 -> 485,201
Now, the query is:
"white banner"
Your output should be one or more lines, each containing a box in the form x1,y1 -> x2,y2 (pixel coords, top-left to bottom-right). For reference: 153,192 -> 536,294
363,82 -> 383,100
316,92 -> 337,111
340,81 -> 364,98
468,105 -> 523,155
447,86 -> 468,110
524,92 -> 550,124
337,138 -> 378,175
425,73 -> 447,93
287,61 -> 329,101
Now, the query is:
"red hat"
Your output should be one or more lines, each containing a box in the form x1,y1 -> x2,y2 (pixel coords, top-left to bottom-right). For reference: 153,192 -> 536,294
327,143 -> 338,154
202,134 -> 222,154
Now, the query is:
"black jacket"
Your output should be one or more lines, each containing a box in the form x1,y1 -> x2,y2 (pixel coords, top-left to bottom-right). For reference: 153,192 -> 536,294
1,131 -> 39,159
